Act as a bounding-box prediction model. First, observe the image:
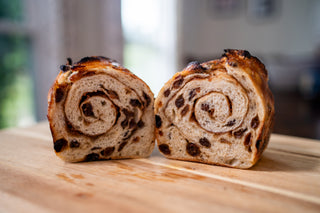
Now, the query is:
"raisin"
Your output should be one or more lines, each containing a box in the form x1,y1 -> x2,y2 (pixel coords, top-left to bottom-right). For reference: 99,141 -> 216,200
225,119 -> 236,127
82,103 -> 94,117
220,138 -> 231,144
55,88 -> 64,103
201,103 -> 210,111
91,147 -> 102,150
256,139 -> 262,150
143,92 -> 151,107
132,136 -> 140,143
129,119 -> 136,129
251,115 -> 260,129
181,105 -> 189,116
137,120 -> 145,128
244,133 -> 252,152
164,89 -> 171,97
175,94 -> 185,108
70,139 -> 80,148
188,87 -> 200,101
121,119 -> 128,129
106,90 -> 119,99
86,153 -> 99,161
233,128 -> 247,138
130,99 -> 141,107
54,138 -> 67,152
101,146 -> 115,156
159,131 -> 163,136
159,144 -> 171,155
186,142 -> 200,157
118,141 -> 128,152
173,75 -> 184,88
190,112 -> 196,122
199,137 -> 211,148
155,115 -> 162,128
122,108 -> 134,118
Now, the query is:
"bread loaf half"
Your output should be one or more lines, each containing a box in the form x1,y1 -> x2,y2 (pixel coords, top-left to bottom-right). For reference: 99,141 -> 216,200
154,49 -> 274,168
47,56 -> 155,162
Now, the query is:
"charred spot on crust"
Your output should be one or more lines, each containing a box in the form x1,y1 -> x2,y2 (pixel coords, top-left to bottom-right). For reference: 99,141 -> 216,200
54,138 -> 68,152
187,61 -> 206,72
85,153 -> 100,161
173,75 -> 184,89
233,128 -> 247,138
181,105 -> 189,116
251,115 -> 260,129
55,88 -> 64,103
159,144 -> 171,155
60,65 -> 70,72
67,57 -> 73,65
70,139 -> 80,148
130,99 -> 141,107
77,56 -> 111,64
186,142 -> 200,157
164,89 -> 171,97
241,50 -> 251,58
228,60 -> 238,67
199,137 -> 211,148
175,94 -> 185,108
101,146 -> 115,156
155,115 -> 162,128
82,103 -> 94,117
143,92 -> 151,107
118,141 -> 128,152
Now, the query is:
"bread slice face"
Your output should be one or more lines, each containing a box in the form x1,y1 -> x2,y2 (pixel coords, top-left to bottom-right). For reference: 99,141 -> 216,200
47,56 -> 155,162
154,50 -> 274,169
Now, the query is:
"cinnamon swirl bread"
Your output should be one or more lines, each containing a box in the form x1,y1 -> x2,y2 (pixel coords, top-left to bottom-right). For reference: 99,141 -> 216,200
154,49 -> 274,168
47,56 -> 155,162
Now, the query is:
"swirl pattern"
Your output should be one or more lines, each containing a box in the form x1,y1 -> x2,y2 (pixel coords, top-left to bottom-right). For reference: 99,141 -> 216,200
48,56 -> 155,162
155,50 -> 274,168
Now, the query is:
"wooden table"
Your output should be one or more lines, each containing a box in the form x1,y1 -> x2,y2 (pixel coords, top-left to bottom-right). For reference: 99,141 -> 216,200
0,122 -> 319,213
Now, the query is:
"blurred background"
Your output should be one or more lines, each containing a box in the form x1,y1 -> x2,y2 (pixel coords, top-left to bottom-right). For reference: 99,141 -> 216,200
0,0 -> 319,139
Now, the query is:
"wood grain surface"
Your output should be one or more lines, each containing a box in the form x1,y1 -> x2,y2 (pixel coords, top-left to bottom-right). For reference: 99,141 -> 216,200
0,122 -> 319,213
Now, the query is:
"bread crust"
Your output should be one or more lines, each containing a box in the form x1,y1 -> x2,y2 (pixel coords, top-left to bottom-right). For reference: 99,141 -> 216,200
155,49 -> 274,169
47,56 -> 155,162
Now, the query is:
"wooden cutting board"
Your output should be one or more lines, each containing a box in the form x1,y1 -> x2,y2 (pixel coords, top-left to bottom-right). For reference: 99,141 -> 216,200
0,122 -> 319,213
